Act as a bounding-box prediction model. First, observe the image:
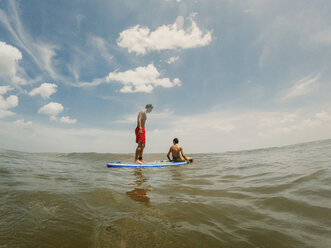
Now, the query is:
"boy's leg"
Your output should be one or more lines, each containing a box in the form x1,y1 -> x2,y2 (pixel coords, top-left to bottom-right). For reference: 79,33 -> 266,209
138,142 -> 146,163
135,142 -> 144,163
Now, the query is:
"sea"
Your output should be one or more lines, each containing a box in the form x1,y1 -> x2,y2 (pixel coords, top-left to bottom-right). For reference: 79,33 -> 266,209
0,139 -> 331,248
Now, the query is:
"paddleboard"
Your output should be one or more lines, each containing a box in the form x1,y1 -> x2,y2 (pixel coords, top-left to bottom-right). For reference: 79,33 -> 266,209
107,161 -> 187,168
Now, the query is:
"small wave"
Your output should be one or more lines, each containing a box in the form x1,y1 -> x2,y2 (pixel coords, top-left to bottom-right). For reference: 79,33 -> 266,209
258,196 -> 331,224
291,169 -> 326,184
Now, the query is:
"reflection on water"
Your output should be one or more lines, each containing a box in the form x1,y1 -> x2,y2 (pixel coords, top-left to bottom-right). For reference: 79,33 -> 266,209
126,166 -> 185,207
170,167 -> 185,182
126,168 -> 150,207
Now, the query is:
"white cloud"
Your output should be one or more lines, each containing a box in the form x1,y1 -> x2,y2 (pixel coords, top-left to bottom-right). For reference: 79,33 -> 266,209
1,107 -> 331,153
166,56 -> 179,64
164,111 -> 237,134
0,4 -> 59,82
88,36 -> 114,63
60,116 -> 77,124
148,109 -> 331,152
0,120 -> 132,153
38,102 -> 76,124
35,43 -> 58,79
0,86 -> 18,118
258,110 -> 331,137
315,111 -> 331,121
0,41 -> 23,82
29,83 -> 58,99
14,119 -> 32,126
281,74 -> 320,101
117,16 -> 212,55
260,113 -> 297,128
301,111 -> 331,128
76,76 -> 108,88
38,102 -> 63,120
68,35 -> 116,86
106,64 -> 181,93
0,86 -> 13,95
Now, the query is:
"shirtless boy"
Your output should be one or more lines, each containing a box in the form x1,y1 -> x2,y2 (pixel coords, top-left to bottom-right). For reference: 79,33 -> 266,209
167,138 -> 193,163
134,104 -> 153,164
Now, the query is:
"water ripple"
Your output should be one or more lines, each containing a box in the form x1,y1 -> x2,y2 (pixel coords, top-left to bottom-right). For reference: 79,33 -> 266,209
1,140 -> 331,247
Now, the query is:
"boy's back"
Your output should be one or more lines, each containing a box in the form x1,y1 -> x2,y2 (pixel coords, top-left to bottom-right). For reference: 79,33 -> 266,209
170,144 -> 182,159
167,138 -> 194,163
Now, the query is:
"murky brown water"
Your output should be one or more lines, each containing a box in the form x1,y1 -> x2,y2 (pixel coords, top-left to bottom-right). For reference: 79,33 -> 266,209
1,140 -> 331,247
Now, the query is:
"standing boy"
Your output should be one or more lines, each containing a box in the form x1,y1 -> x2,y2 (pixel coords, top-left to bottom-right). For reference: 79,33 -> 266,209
134,104 -> 153,164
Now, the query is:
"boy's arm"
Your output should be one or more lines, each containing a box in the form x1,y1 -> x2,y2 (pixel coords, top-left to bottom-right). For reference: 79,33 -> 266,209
180,147 -> 189,163
137,111 -> 142,133
167,148 -> 172,161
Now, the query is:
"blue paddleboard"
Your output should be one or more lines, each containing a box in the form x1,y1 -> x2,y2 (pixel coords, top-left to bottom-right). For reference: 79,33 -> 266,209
107,161 -> 187,168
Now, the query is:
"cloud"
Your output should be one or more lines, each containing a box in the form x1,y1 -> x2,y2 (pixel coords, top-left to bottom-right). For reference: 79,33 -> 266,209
146,108 -> 331,152
281,74 -> 320,101
0,41 -> 23,82
117,15 -> 212,55
34,43 -> 58,79
0,86 -> 18,118
301,111 -> 331,128
38,102 -> 63,120
88,36 -> 114,63
76,76 -> 108,88
0,86 -> 12,95
0,3 -> 59,82
1,106 -> 331,153
258,110 -> 331,137
76,64 -> 181,92
106,64 -> 181,93
38,102 -> 76,124
260,113 -> 297,128
162,111 -> 237,134
0,120 -> 132,153
315,111 -> 331,122
29,83 -> 58,99
60,116 -> 77,124
14,119 -> 32,126
166,56 -> 179,64
67,35 -> 116,86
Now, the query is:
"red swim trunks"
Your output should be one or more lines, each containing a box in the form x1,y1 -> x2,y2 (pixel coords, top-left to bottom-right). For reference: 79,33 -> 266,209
135,126 -> 146,143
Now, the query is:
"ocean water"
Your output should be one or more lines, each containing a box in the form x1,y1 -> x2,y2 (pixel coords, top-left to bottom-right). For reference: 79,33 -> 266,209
0,139 -> 331,248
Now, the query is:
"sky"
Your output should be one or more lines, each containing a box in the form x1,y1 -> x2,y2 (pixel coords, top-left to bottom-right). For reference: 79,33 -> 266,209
0,0 -> 331,153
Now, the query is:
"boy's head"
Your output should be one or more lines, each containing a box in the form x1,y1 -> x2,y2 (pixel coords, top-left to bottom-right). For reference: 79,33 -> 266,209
173,138 -> 179,144
145,104 -> 153,113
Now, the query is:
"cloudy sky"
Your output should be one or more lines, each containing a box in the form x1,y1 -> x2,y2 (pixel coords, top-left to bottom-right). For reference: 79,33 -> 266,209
0,0 -> 331,153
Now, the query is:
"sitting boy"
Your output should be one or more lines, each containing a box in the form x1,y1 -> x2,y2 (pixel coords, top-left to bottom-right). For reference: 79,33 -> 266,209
167,138 -> 194,163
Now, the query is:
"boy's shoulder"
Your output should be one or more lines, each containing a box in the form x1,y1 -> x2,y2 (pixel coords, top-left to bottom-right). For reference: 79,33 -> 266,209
171,144 -> 182,149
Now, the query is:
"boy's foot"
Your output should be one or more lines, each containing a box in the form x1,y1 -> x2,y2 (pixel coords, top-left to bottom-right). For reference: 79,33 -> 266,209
134,160 -> 143,164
